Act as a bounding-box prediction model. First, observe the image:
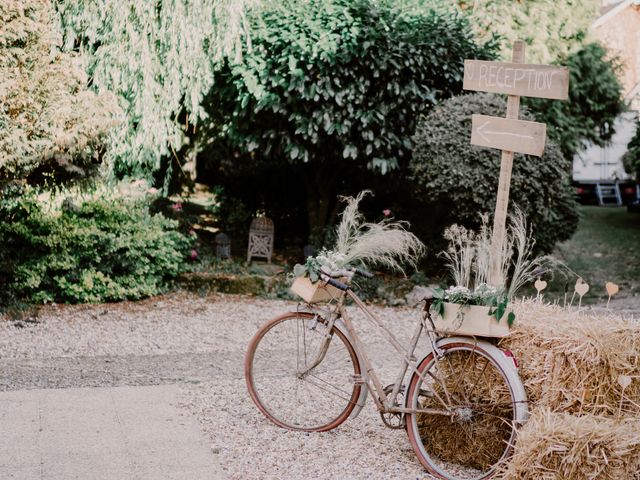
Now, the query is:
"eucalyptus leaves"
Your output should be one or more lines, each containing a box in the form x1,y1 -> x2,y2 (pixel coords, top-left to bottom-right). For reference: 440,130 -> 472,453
293,250 -> 347,283
432,285 -> 515,326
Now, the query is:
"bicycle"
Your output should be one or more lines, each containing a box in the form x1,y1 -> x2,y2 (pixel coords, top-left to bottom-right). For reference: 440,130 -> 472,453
245,267 -> 529,480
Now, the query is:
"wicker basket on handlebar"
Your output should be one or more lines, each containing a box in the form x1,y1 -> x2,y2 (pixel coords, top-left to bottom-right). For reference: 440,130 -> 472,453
290,277 -> 345,304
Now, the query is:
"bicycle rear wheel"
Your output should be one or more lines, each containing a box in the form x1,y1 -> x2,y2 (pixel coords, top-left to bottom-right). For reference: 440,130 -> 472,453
405,339 -> 526,480
245,312 -> 361,432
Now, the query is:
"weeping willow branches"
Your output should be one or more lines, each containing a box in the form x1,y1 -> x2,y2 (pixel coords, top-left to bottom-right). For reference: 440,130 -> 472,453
55,0 -> 258,177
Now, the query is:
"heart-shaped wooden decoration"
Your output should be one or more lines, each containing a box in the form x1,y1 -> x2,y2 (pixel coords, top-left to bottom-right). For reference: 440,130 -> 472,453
606,282 -> 619,296
534,279 -> 547,293
618,375 -> 632,390
575,279 -> 589,297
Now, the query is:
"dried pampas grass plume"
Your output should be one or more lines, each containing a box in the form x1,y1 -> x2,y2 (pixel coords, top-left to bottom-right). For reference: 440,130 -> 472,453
334,191 -> 425,273
441,208 -> 571,295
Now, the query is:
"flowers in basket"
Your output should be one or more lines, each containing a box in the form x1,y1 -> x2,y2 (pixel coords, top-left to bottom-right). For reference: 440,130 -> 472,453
292,191 -> 424,293
433,284 -> 514,328
433,210 -> 562,335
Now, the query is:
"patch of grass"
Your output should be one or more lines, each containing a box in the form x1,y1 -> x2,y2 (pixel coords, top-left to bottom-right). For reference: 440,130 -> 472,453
553,206 -> 640,300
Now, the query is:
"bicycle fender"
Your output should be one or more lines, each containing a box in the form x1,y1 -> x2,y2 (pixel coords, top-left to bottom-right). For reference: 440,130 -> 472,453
334,319 -> 369,420
407,336 -> 529,426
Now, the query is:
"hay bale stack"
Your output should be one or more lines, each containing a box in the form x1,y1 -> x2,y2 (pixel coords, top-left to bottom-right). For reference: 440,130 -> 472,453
501,301 -> 640,416
500,408 -> 640,479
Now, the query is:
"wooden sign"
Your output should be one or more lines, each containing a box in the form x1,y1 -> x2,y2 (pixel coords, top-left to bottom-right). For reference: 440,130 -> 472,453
463,60 -> 569,100
463,41 -> 569,286
471,114 -> 546,157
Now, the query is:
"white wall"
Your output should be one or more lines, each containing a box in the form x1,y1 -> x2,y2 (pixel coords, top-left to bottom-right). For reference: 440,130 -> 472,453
572,111 -> 638,181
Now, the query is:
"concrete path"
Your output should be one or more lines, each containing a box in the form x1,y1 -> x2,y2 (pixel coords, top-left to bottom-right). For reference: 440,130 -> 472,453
0,385 -> 228,480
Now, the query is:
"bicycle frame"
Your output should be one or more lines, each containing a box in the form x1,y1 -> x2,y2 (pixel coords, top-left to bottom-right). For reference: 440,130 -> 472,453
300,287 -> 461,418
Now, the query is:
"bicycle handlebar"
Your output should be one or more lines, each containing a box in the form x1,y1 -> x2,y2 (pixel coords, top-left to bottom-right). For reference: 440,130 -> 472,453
352,267 -> 373,278
320,266 -> 373,280
319,273 -> 349,291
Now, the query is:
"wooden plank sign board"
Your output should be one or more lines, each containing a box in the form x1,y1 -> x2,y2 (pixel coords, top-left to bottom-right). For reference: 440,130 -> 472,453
471,114 -> 546,157
462,41 -> 569,287
464,60 -> 569,100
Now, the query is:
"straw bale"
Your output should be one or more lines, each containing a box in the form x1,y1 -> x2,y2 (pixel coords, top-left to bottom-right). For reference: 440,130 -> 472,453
501,301 -> 640,416
501,408 -> 640,479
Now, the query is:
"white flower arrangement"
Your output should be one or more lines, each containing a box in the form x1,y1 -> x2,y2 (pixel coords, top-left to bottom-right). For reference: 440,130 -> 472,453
435,209 -> 565,326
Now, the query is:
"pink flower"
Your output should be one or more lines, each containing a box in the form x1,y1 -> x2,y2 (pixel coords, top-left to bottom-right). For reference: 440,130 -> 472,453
382,209 -> 392,217
189,229 -> 196,236
171,202 -> 183,211
190,249 -> 198,260
147,187 -> 158,194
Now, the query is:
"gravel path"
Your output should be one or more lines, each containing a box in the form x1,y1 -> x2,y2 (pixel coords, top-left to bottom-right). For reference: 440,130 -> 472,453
0,293 -> 437,479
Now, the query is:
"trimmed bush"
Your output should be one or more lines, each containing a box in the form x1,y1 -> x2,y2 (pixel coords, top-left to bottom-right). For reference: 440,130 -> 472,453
0,188 -> 193,304
199,0 -> 497,233
409,92 -> 579,254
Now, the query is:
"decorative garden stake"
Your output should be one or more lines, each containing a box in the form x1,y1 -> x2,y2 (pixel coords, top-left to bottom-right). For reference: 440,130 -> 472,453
618,374 -> 632,415
606,281 -> 619,308
463,41 -> 569,286
534,278 -> 547,302
215,232 -> 231,260
247,216 -> 274,263
571,278 -> 590,310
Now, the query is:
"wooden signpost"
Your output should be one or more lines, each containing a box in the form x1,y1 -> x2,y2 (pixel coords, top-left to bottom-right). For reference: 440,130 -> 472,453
463,41 -> 569,286
463,60 -> 569,100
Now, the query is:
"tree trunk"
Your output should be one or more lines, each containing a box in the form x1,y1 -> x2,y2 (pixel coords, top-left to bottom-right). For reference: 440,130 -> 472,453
303,160 -> 337,239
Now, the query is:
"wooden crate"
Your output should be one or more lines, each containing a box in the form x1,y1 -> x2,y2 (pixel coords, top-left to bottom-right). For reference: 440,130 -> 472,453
433,302 -> 511,338
290,277 -> 344,304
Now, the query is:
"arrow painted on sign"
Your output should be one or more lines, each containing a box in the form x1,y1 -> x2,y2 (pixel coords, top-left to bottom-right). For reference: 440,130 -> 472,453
476,120 -> 535,144
471,114 -> 546,157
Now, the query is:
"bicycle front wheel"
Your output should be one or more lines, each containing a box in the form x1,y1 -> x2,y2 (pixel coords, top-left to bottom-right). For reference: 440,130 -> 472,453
245,312 -> 361,432
405,339 -> 526,480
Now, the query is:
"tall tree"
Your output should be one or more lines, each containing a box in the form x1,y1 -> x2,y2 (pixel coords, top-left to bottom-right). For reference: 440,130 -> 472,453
56,0 -> 257,180
200,0 -> 497,231
455,0 -> 599,63
0,0 -> 119,185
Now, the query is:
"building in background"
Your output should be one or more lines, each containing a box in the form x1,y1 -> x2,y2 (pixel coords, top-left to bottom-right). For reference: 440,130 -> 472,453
573,0 -> 640,205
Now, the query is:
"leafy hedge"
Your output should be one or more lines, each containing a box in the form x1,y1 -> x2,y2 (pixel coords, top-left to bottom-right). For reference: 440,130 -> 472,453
199,0 -> 497,232
0,189 -> 192,304
409,93 -> 579,254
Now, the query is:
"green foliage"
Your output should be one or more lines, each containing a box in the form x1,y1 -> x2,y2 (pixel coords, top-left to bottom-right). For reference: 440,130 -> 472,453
622,117 -> 640,179
526,43 -> 625,160
0,188 -> 193,304
455,0 -> 599,63
211,186 -> 253,242
432,285 -> 513,325
200,0 -> 497,230
55,0 -> 254,178
0,0 -> 119,185
409,92 -> 579,255
205,0 -> 497,172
